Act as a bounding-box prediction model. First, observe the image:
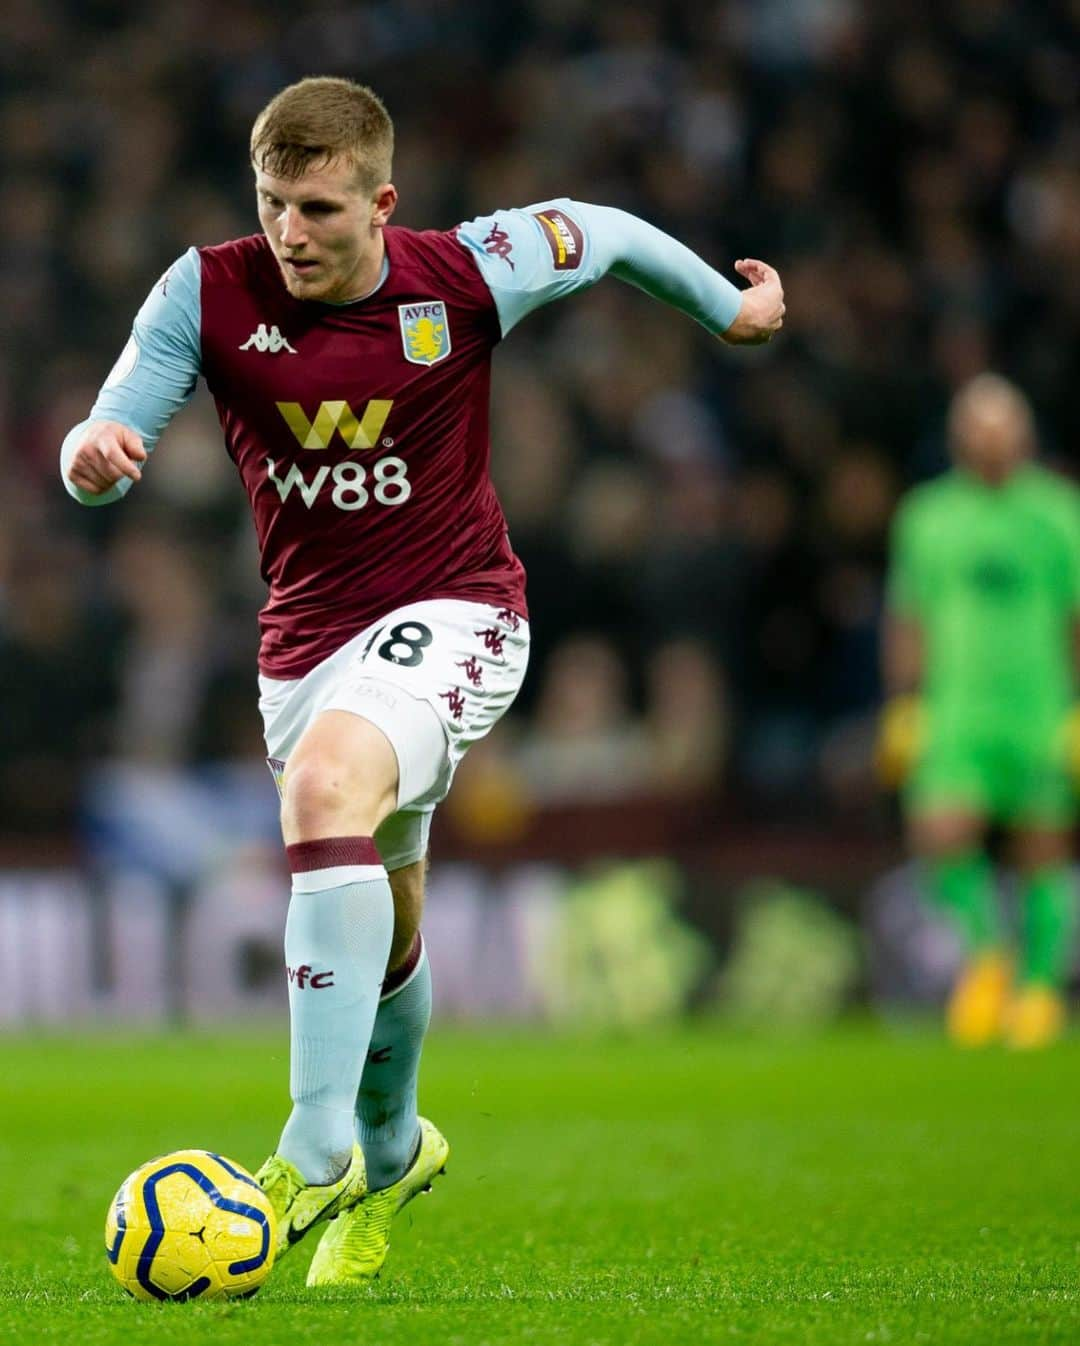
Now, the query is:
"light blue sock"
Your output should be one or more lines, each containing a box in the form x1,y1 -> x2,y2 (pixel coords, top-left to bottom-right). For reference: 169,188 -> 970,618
278,836 -> 394,1184
356,935 -> 432,1190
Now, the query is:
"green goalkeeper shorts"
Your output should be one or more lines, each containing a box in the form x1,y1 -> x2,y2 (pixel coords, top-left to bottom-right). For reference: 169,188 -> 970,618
905,729 -> 1075,826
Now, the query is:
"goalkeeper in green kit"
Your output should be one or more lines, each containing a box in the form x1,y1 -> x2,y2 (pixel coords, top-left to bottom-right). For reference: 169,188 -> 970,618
879,373 -> 1080,1048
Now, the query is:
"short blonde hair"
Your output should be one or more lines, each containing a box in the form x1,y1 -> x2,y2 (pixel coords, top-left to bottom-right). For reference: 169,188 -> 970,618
250,77 -> 393,192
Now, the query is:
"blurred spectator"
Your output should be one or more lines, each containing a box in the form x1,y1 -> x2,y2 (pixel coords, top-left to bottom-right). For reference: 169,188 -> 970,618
0,520 -> 119,835
106,522 -> 218,766
517,636 -> 650,803
643,639 -> 731,794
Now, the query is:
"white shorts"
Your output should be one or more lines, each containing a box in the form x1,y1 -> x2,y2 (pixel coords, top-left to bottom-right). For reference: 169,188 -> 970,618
258,599 -> 529,871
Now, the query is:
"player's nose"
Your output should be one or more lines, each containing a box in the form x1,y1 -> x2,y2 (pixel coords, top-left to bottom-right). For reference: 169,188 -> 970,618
280,205 -> 308,249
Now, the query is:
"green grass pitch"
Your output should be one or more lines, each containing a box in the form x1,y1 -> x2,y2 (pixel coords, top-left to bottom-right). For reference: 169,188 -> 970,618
1,1024 -> 1077,1345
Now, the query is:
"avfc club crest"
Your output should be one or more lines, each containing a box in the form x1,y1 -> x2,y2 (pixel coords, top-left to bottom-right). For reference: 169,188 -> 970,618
399,300 -> 451,366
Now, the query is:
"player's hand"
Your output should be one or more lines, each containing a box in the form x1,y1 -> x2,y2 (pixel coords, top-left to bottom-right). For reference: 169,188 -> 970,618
874,695 -> 924,790
721,259 -> 785,345
65,420 -> 147,493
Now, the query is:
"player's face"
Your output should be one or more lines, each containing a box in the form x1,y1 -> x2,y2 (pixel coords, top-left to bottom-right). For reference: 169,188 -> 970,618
255,158 -> 396,304
951,388 -> 1034,486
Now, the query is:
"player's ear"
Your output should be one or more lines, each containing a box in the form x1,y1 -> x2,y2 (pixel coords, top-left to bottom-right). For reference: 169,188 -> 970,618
371,183 -> 397,227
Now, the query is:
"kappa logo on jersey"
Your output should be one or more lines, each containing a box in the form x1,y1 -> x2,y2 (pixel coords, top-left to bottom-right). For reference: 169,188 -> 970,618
457,655 -> 483,687
476,626 -> 505,657
483,222 -> 515,269
533,209 -> 584,271
240,323 -> 298,354
399,301 -> 451,366
276,399 -> 394,450
439,688 -> 466,720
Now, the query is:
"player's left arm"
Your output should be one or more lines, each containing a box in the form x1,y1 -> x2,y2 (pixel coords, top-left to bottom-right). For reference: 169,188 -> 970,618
457,199 -> 783,344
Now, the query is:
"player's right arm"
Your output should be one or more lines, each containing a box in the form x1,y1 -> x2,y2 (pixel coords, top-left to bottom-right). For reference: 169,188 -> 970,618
64,421 -> 150,495
61,248 -> 201,506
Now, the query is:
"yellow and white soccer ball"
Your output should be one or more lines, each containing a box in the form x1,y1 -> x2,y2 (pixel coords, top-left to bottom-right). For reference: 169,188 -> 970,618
105,1150 -> 276,1301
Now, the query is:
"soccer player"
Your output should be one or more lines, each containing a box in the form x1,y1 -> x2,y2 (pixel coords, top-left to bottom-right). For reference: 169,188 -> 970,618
61,77 -> 784,1283
879,373 -> 1080,1049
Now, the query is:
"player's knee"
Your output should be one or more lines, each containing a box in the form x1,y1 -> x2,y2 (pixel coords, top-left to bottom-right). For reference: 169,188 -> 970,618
280,756 -> 350,838
281,753 -> 392,843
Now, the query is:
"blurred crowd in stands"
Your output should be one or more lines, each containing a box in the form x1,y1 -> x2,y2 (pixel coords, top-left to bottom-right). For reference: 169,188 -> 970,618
1,0 -> 1078,842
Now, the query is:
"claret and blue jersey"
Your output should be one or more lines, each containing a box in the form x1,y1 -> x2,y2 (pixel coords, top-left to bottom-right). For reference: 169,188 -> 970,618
62,200 -> 743,679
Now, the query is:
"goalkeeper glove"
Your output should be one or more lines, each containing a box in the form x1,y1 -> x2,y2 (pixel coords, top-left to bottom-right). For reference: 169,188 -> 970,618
874,695 -> 924,789
1060,703 -> 1080,789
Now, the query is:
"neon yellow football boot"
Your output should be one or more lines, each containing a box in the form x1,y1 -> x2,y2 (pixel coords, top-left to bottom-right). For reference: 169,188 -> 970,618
945,951 -> 1012,1047
306,1118 -> 449,1286
255,1141 -> 367,1260
1004,984 -> 1067,1050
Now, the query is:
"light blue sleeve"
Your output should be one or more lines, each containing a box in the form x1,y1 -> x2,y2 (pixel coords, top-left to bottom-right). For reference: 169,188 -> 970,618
456,198 -> 743,337
61,247 -> 202,506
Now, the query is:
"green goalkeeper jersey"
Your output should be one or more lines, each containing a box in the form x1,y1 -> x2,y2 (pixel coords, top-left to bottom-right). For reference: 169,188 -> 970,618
888,464 -> 1080,742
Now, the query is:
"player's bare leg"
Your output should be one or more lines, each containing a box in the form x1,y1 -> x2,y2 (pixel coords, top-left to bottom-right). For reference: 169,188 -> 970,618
911,810 -> 1011,1045
387,857 -> 425,971
257,711 -> 400,1256
280,710 -> 399,844
1004,826 -> 1075,1049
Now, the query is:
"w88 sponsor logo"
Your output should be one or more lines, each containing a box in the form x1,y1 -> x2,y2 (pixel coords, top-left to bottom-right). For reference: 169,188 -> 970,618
267,396 -> 410,510
266,455 -> 411,511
